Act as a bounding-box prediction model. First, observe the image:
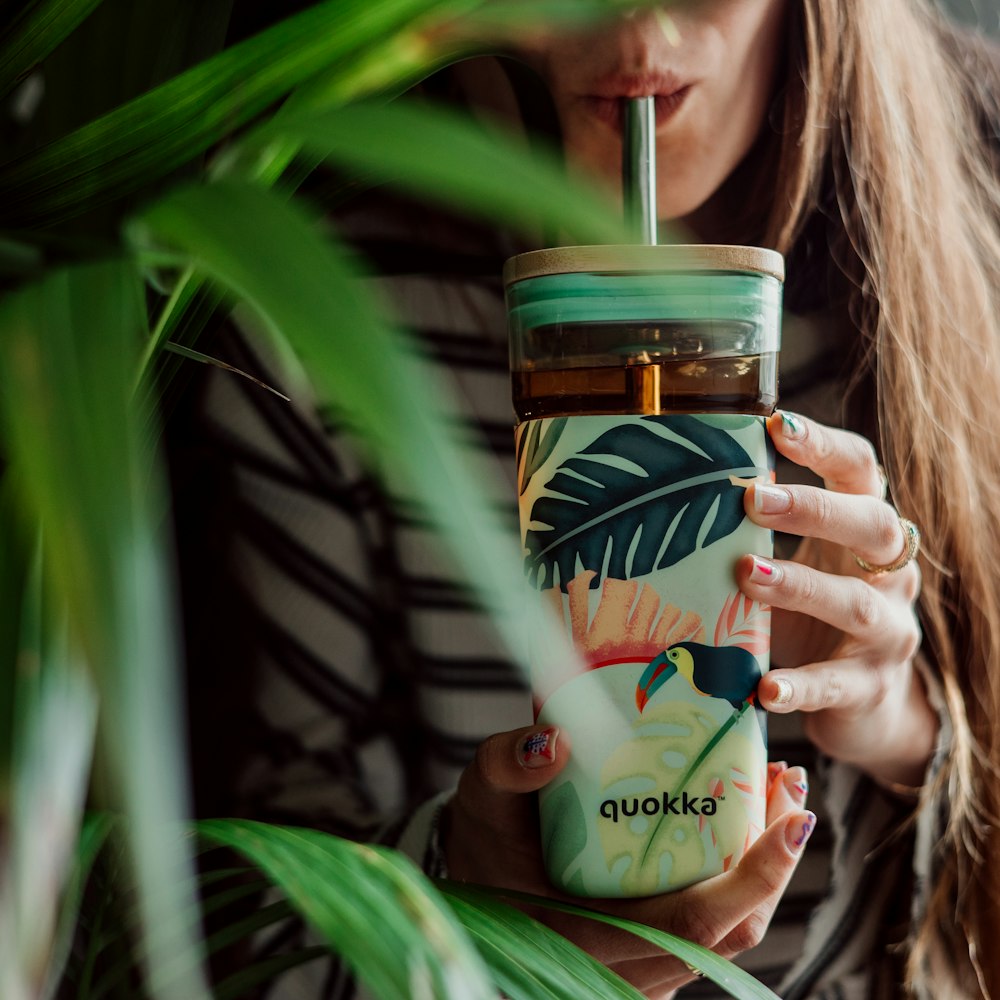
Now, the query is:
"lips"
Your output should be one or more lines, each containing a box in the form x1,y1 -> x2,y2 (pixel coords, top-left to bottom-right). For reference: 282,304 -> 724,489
583,72 -> 693,131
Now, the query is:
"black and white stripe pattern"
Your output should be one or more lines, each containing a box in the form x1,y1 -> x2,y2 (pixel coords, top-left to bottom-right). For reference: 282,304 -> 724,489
173,191 -> 936,999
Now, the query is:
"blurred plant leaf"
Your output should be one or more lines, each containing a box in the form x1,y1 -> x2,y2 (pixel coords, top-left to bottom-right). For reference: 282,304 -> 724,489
19,0 -> 234,175
249,100 -> 625,245
163,342 -> 291,400
0,0 -> 479,227
213,947 -> 329,1000
440,885 -> 643,999
0,234 -> 44,276
73,862 -> 276,1000
0,0 -> 107,98
0,540 -> 97,1000
443,883 -> 783,1000
40,813 -> 115,1000
197,819 -> 495,1000
0,261 -> 210,1000
0,475 -> 30,801
135,179 -> 582,671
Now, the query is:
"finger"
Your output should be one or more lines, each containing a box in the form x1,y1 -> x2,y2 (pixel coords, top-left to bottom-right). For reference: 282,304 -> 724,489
744,482 -> 911,569
738,554 -> 922,662
447,725 -> 569,887
766,765 -> 809,824
767,411 -> 883,496
612,809 -> 816,983
766,760 -> 789,792
455,725 -> 567,816
739,553 -> 895,638
710,811 -> 817,957
757,656 -> 908,715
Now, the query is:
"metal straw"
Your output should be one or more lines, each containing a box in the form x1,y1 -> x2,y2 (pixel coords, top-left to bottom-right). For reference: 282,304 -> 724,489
622,97 -> 657,245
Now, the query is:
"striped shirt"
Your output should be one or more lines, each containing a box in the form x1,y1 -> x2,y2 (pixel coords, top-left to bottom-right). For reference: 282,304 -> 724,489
172,188 -> 940,999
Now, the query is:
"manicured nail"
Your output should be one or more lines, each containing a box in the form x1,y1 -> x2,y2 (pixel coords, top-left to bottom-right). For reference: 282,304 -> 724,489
783,767 -> 809,805
779,411 -> 806,439
767,761 -> 789,781
748,554 -> 782,585
752,484 -> 792,515
787,811 -> 817,852
770,675 -> 794,706
520,727 -> 558,768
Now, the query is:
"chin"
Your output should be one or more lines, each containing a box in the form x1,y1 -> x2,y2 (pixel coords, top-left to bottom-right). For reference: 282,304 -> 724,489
566,142 -> 726,233
655,188 -> 718,225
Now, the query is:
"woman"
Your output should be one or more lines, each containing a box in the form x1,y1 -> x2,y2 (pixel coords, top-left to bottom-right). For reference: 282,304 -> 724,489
176,0 -> 1000,996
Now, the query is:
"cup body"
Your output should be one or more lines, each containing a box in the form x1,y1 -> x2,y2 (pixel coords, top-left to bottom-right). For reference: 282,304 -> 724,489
506,245 -> 783,897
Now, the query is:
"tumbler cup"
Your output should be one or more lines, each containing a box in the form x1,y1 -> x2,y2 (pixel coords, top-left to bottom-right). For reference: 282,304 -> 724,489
506,244 -> 783,897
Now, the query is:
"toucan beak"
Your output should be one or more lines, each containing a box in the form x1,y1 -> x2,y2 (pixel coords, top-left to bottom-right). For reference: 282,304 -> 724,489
636,686 -> 649,713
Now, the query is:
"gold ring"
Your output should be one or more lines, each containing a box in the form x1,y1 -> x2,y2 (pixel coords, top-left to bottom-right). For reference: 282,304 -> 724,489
853,517 -> 921,574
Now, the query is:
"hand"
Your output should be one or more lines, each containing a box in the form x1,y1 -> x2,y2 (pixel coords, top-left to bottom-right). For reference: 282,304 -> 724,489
445,725 -> 814,1000
737,411 -> 937,787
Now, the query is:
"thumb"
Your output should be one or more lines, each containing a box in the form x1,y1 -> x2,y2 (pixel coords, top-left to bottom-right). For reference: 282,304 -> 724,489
456,725 -> 568,814
446,725 -> 569,886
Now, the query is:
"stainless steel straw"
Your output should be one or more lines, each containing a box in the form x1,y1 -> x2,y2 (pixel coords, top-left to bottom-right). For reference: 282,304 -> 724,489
622,97 -> 657,245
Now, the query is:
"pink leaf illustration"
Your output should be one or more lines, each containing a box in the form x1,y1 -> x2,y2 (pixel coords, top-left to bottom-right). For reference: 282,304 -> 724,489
715,592 -> 771,653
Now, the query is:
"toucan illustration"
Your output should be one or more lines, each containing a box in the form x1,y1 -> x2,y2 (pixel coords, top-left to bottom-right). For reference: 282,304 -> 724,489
636,641 -> 766,741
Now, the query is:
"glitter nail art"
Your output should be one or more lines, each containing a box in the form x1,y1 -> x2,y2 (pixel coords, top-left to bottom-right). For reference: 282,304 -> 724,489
780,412 -> 805,438
522,728 -> 557,766
791,811 -> 816,850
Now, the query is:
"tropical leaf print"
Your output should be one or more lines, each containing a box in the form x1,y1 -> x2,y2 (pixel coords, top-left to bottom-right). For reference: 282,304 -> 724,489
540,781 -> 588,884
525,416 -> 762,591
714,591 -> 771,656
516,416 -> 568,496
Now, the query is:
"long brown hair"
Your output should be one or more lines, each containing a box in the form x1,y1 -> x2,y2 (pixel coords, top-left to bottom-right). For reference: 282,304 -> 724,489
763,1 -> 1000,995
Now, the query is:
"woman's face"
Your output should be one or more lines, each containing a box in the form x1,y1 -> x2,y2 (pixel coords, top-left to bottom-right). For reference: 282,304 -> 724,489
520,1 -> 788,223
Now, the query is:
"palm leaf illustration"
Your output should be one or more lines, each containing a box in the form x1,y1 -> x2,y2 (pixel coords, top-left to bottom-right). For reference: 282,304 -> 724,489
525,416 -> 763,590
516,417 -> 568,496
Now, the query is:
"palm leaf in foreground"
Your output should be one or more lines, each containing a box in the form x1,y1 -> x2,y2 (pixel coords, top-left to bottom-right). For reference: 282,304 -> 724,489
442,883 -> 782,1000
40,813 -> 115,1000
197,819 -> 494,1000
440,884 -> 643,999
0,0 -> 475,226
135,179 -> 581,680
249,100 -> 626,246
0,0 -> 108,98
0,582 -> 98,1000
0,262 -> 210,1000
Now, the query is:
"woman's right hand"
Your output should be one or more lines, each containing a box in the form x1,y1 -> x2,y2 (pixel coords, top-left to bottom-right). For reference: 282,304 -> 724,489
444,725 -> 814,1000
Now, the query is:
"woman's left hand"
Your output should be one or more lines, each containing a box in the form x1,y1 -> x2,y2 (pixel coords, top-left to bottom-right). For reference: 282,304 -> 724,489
737,411 -> 938,788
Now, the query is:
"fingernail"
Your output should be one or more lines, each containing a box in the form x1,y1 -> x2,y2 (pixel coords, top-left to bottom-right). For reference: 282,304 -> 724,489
787,811 -> 817,852
778,411 -> 806,439
767,761 -> 789,781
770,675 -> 794,706
752,484 -> 792,515
749,554 -> 782,584
783,766 -> 809,805
520,727 -> 558,768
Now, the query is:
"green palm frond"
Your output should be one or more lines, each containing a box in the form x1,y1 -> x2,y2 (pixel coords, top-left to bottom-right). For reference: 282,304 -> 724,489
0,2 -> 777,998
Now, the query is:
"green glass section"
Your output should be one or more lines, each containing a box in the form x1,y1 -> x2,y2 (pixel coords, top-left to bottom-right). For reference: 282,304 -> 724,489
508,271 -> 781,331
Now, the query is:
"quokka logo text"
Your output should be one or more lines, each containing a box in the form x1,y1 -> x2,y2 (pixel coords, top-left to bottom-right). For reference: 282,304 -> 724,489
599,792 -> 721,823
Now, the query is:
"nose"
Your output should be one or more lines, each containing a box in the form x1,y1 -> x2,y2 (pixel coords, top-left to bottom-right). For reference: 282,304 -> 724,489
617,8 -> 678,72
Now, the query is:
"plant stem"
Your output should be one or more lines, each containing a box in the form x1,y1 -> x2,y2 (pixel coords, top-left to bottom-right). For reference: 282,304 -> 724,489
639,700 -> 752,870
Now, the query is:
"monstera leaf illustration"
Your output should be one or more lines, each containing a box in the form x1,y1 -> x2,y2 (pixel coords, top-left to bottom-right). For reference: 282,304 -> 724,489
525,416 -> 763,590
